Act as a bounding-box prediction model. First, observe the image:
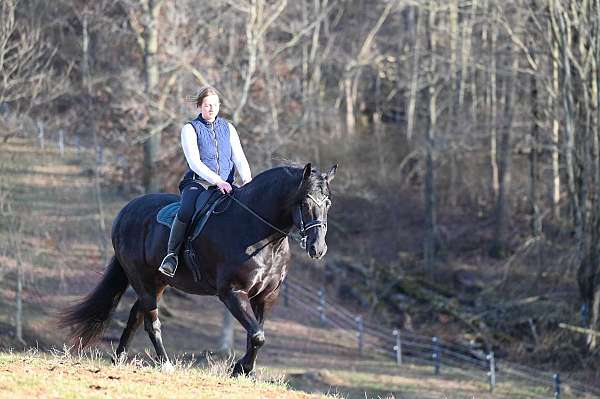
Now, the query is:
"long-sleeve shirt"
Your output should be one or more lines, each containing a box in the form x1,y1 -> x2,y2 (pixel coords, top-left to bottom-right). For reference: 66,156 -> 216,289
181,122 -> 252,186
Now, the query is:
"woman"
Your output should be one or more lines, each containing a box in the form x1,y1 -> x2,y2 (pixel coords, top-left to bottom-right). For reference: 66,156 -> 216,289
159,86 -> 252,277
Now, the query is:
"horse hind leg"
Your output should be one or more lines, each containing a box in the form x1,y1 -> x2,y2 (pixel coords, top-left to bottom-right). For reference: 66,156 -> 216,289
114,299 -> 143,363
143,308 -> 174,372
138,287 -> 173,372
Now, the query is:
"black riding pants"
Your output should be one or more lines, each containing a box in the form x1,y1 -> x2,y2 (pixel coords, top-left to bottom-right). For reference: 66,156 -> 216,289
176,181 -> 206,224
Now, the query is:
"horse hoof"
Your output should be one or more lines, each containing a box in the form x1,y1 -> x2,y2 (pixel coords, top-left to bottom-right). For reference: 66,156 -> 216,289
112,352 -> 127,365
231,361 -> 246,377
161,361 -> 175,374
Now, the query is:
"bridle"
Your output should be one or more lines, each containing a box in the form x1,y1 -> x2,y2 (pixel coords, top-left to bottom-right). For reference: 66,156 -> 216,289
226,192 -> 330,249
296,193 -> 330,249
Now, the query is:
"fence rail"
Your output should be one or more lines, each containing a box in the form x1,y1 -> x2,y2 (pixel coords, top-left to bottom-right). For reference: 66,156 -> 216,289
285,277 -> 600,398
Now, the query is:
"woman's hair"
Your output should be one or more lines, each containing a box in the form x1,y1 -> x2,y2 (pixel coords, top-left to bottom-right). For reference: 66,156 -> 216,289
196,86 -> 220,108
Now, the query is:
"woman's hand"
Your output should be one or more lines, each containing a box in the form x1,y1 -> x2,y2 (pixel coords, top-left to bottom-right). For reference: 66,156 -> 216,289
216,181 -> 233,194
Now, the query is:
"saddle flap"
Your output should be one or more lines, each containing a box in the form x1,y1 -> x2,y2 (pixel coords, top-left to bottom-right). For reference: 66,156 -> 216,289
189,195 -> 228,241
194,188 -> 222,215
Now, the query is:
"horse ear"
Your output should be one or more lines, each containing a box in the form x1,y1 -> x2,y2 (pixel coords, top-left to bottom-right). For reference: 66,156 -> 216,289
326,164 -> 337,183
302,163 -> 312,183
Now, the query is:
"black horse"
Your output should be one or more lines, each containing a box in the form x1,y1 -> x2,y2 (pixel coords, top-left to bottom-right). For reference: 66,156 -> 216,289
60,163 -> 336,376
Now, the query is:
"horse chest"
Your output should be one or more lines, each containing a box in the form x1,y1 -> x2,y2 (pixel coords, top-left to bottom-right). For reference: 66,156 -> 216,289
244,240 -> 288,298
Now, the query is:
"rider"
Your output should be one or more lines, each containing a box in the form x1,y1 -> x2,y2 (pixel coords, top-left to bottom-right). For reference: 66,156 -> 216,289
159,86 -> 252,277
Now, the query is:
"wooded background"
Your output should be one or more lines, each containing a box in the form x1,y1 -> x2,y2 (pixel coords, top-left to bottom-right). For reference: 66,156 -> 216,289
2,0 -> 600,368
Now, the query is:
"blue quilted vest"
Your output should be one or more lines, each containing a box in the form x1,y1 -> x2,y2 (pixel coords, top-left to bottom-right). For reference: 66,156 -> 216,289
183,115 -> 235,183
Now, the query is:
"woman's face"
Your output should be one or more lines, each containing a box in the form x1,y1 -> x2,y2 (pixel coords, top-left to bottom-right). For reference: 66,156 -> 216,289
201,94 -> 220,122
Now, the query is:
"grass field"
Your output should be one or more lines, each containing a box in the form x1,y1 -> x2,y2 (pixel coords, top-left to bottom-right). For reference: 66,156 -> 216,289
0,137 -> 594,399
0,350 -> 327,399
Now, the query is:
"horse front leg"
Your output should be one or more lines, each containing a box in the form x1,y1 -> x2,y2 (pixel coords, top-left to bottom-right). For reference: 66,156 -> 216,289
234,301 -> 265,377
219,289 -> 264,377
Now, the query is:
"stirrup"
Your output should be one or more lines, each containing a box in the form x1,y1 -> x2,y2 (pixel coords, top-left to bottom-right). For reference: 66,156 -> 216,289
159,253 -> 178,277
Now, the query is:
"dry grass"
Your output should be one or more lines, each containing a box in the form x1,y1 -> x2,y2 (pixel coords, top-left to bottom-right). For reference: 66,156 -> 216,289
0,349 -> 326,399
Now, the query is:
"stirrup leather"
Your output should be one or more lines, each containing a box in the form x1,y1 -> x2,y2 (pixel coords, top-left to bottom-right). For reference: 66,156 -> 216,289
159,253 -> 178,277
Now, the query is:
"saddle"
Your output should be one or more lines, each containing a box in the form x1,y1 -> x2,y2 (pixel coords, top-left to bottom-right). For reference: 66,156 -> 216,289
156,188 -> 228,282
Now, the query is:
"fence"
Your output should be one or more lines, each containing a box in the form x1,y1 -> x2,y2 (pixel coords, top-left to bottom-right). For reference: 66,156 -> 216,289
33,122 -> 118,168
283,278 -> 600,399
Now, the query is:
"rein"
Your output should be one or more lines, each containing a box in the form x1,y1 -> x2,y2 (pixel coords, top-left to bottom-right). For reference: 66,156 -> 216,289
226,192 -> 329,249
225,193 -> 304,246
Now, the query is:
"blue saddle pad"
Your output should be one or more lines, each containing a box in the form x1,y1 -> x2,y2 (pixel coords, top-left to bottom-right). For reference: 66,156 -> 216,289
156,202 -> 180,228
156,189 -> 226,239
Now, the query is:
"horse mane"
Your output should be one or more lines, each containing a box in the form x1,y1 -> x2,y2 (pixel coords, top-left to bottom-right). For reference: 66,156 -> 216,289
235,166 -> 301,202
235,165 -> 324,206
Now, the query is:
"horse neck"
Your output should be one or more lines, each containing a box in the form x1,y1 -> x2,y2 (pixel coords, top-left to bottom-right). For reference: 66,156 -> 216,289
237,170 -> 299,233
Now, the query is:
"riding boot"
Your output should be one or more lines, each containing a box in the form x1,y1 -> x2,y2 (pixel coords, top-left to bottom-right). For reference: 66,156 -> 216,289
159,217 -> 188,277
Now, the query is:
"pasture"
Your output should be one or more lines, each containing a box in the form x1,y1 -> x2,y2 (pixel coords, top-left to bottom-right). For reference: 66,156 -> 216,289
1,137 -> 593,398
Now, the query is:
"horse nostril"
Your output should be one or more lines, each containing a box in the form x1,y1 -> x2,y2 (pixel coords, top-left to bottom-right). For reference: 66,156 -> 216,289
309,244 -> 326,259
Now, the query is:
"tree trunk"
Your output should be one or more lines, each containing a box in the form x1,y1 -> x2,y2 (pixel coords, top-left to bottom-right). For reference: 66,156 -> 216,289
489,2 -> 499,202
344,75 -> 355,135
374,72 -> 386,179
550,19 -> 561,219
15,256 -> 24,345
447,0 -> 459,208
142,0 -> 162,193
406,5 -> 423,141
491,53 -> 518,258
585,0 -> 600,350
424,3 -> 437,273
559,10 -> 583,259
528,16 -> 541,237
458,0 -> 477,111
219,308 -> 234,354
82,9 -> 109,262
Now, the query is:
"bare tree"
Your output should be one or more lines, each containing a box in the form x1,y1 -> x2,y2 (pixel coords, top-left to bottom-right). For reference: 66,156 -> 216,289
218,310 -> 235,354
123,0 -> 165,192
0,0 -> 68,119
527,1 -> 542,237
423,2 -> 438,272
491,37 -> 519,258
7,211 -> 26,345
406,4 -> 424,141
488,2 -> 500,202
343,0 -> 400,136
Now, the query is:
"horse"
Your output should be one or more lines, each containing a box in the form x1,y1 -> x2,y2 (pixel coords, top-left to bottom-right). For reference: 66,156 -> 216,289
59,163 -> 337,376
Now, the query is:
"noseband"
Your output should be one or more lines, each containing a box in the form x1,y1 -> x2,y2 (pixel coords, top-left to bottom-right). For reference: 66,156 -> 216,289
296,194 -> 330,249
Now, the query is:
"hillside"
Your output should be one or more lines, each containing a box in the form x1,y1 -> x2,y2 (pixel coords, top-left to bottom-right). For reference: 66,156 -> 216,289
0,137 -> 598,399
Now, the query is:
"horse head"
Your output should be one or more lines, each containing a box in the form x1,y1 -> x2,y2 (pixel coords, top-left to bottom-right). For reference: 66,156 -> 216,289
293,163 -> 337,259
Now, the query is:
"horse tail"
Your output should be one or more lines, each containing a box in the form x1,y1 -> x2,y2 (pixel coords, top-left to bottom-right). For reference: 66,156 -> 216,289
59,256 -> 129,348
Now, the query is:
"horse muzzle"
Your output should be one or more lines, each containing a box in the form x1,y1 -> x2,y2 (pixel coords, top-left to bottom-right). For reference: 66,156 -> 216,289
308,243 -> 327,259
